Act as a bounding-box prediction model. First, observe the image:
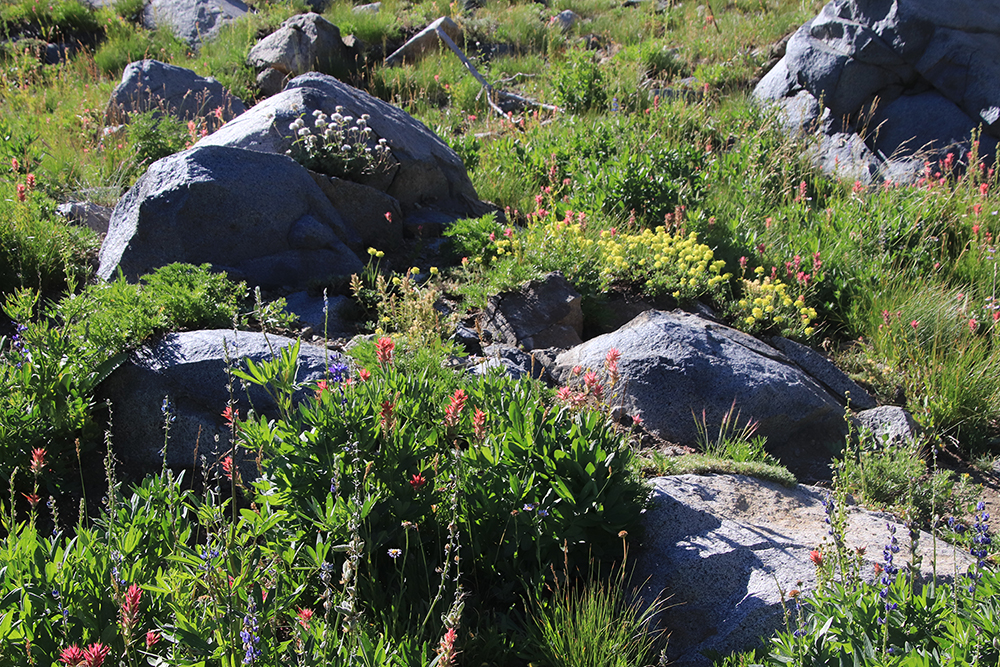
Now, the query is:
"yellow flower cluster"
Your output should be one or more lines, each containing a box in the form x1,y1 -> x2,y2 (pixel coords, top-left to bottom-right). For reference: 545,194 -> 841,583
596,227 -> 731,298
733,276 -> 817,337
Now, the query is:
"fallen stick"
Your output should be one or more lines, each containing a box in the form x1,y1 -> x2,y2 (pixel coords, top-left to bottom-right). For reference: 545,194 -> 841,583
434,27 -> 560,117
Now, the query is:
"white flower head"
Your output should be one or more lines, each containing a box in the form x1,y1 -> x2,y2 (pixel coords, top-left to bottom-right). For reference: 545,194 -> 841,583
297,127 -> 311,137
361,114 -> 370,121
335,105 -> 345,114
315,118 -> 327,130
312,109 -> 324,118
341,144 -> 352,152
343,116 -> 354,125
331,113 -> 344,124
289,118 -> 305,131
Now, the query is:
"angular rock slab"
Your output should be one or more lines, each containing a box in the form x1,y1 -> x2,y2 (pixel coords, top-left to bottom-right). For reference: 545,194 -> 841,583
143,0 -> 248,49
753,0 -> 1000,182
552,310 -> 846,476
97,144 -> 363,290
197,72 -> 481,213
248,12 -> 354,80
853,405 -> 921,445
98,330 -> 336,476
108,59 -> 247,122
634,474 -> 974,665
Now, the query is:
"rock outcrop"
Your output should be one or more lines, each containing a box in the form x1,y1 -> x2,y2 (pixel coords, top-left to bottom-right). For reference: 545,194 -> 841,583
754,0 -> 1000,183
248,13 -> 357,95
97,144 -> 363,290
553,310 -> 849,479
142,0 -> 248,49
99,330 -> 336,475
198,72 -> 484,217
107,60 -> 246,123
478,272 -> 584,351
635,474 -> 974,665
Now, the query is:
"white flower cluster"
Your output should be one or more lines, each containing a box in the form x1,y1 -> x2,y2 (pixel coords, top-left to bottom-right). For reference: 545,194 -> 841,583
287,107 -> 393,180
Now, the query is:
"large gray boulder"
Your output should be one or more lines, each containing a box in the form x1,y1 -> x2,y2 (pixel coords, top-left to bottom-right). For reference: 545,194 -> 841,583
197,72 -> 483,214
635,474 -> 974,665
99,330 -> 337,475
107,60 -> 246,123
248,13 -> 355,81
552,310 -> 847,477
97,144 -> 363,290
754,0 -> 1000,183
143,0 -> 248,49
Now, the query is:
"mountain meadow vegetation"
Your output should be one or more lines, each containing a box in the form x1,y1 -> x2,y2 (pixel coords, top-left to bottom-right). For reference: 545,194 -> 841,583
0,0 -> 998,664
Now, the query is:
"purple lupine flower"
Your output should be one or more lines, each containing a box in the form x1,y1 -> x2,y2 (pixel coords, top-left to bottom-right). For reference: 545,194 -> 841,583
241,599 -> 262,664
967,501 -> 991,593
878,523 -> 900,625
328,358 -> 350,384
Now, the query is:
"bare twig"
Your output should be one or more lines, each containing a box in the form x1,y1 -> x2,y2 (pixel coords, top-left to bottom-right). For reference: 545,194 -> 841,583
434,27 -> 561,117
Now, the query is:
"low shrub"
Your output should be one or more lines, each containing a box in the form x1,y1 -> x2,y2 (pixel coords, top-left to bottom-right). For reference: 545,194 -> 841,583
235,337 -> 651,620
553,48 -> 607,114
0,181 -> 97,297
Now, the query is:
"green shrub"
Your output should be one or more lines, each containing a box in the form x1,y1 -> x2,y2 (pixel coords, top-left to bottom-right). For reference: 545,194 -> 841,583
113,0 -> 146,24
126,110 -> 190,168
55,264 -> 245,358
0,0 -> 99,39
839,431 -> 977,528
234,340 -> 650,621
553,48 -> 607,114
0,183 -> 97,297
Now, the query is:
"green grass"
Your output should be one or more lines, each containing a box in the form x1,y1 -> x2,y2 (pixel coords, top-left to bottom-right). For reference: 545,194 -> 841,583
1,0 -> 1000,662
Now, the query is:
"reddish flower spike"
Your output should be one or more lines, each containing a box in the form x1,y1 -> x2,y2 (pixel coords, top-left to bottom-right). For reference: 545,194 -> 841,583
375,337 -> 394,365
83,642 -> 111,667
29,448 -> 45,475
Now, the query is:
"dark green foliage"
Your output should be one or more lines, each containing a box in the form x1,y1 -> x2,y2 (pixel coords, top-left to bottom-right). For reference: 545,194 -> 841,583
0,184 -> 98,298
444,213 -> 504,264
0,0 -> 100,40
235,347 -> 650,630
141,262 -> 244,330
603,144 -> 707,225
125,110 -> 190,173
554,48 -> 607,114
